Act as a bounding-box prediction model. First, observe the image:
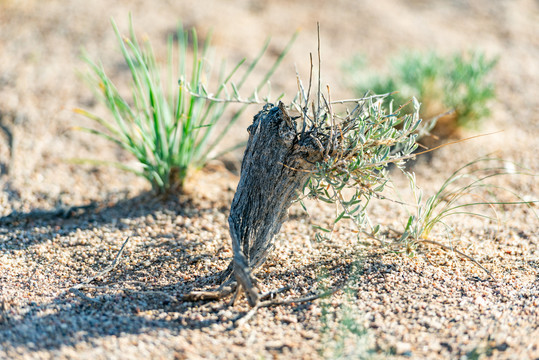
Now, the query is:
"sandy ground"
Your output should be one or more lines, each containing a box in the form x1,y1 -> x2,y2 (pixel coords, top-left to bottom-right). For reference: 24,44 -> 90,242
1,0 -> 538,359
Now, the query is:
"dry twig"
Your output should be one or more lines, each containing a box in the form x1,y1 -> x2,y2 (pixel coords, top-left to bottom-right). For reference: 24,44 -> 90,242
416,238 -> 495,280
69,237 -> 131,302
230,284 -> 342,329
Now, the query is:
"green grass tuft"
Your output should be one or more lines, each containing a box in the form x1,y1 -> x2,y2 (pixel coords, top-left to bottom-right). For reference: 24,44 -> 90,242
76,16 -> 296,193
400,157 -> 538,251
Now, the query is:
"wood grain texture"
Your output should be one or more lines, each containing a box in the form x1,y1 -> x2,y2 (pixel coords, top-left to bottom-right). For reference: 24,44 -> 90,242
228,102 -> 324,306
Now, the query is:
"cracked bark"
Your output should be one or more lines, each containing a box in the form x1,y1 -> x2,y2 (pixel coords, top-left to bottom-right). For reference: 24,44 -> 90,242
227,102 -> 325,306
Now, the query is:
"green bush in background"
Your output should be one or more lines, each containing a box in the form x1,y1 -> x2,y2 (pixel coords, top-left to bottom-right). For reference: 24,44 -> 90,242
345,51 -> 498,133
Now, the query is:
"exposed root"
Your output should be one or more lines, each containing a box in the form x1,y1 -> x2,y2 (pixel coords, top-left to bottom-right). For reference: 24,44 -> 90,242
181,283 -> 237,302
230,284 -> 343,329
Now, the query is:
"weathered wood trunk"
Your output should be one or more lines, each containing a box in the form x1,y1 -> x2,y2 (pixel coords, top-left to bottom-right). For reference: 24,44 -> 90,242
228,102 -> 323,306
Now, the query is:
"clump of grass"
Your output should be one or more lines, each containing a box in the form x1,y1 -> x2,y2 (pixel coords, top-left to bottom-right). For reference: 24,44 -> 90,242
76,16 -> 296,193
345,51 -> 498,134
397,157 -> 538,259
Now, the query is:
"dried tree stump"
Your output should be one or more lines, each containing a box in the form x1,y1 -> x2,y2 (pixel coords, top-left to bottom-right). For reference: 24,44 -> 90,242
228,102 -> 325,306
183,93 -> 420,306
